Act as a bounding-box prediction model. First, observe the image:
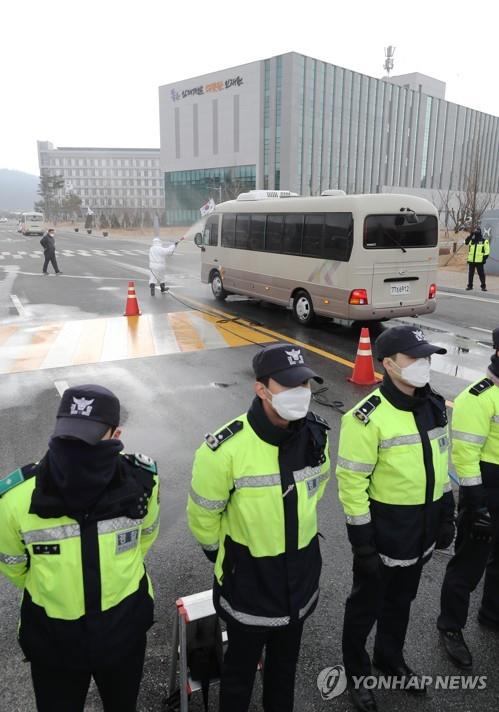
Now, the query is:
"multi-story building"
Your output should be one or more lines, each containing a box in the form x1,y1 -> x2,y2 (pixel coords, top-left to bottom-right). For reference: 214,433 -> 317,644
37,142 -> 165,217
159,52 -> 499,225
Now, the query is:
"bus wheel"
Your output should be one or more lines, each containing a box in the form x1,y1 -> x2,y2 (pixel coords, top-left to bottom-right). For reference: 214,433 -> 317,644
292,290 -> 315,325
211,271 -> 228,301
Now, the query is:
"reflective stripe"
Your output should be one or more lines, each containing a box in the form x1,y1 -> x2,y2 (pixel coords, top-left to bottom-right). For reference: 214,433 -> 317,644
428,427 -> 448,440
452,430 -> 486,445
492,416 -> 499,424
219,596 -> 290,627
190,487 -> 228,510
337,456 -> 374,474
0,552 -> 27,565
346,512 -> 371,525
443,480 -> 453,493
98,517 -> 143,534
358,348 -> 372,356
459,476 -> 482,487
293,465 -> 324,483
299,589 -> 319,618
235,474 -> 281,489
202,543 -> 219,552
142,515 -> 160,536
379,434 -> 421,449
379,543 -> 435,568
22,523 -> 80,544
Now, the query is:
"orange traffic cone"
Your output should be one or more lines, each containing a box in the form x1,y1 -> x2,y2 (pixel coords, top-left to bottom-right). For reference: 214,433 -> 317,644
348,327 -> 380,385
124,281 -> 141,316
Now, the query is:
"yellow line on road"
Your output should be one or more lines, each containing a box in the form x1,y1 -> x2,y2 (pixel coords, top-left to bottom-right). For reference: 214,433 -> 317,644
168,312 -> 205,351
10,323 -> 63,373
127,315 -> 156,358
72,319 -> 107,365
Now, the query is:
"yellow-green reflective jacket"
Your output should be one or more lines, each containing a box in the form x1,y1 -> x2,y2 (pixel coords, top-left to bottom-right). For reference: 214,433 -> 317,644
467,239 -> 490,263
187,405 -> 330,627
452,377 -> 499,501
336,383 -> 452,565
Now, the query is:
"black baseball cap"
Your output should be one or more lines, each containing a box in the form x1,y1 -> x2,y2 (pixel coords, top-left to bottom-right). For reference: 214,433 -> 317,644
375,325 -> 447,361
252,343 -> 323,387
53,384 -> 120,445
493,327 -> 499,350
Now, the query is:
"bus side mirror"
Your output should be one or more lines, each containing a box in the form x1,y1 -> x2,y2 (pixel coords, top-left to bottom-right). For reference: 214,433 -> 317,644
194,233 -> 203,247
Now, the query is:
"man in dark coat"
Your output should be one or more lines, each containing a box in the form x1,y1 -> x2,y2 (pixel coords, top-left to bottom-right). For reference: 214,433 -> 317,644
40,228 -> 62,275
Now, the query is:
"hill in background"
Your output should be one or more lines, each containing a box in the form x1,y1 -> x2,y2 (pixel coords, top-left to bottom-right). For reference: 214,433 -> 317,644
0,169 -> 39,211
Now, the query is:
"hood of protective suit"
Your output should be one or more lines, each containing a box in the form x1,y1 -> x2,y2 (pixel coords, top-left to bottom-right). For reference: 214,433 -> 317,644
152,237 -> 162,245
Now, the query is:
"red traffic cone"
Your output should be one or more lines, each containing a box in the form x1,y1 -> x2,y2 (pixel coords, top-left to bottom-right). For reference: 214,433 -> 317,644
124,281 -> 141,316
348,327 -> 380,385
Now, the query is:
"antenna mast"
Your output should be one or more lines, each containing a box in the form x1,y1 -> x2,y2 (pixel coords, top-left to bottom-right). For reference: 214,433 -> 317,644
383,46 -> 396,76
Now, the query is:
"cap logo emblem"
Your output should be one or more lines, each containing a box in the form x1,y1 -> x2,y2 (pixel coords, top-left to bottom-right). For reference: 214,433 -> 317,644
285,348 -> 304,366
413,330 -> 425,342
70,397 -> 94,416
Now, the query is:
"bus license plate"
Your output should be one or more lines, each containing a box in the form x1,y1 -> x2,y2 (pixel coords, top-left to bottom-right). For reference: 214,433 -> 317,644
390,283 -> 410,296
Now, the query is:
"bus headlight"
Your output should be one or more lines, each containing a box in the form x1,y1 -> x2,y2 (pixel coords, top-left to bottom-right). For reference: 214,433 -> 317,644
349,289 -> 369,305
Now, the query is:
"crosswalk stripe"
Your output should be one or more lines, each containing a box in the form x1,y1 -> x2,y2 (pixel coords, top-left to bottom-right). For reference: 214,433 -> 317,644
0,309 -> 274,375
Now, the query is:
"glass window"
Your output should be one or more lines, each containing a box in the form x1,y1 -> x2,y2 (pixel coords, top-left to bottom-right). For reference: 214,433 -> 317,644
303,214 -> 324,257
323,213 -> 353,261
203,215 -> 219,246
221,214 -> 236,247
235,215 -> 250,249
266,215 -> 283,252
249,215 -> 265,251
364,214 -> 438,249
282,214 -> 303,254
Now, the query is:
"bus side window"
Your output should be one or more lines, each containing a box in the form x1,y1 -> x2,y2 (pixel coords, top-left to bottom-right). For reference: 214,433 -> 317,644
266,215 -> 284,253
302,214 -> 324,257
204,215 -> 219,246
235,215 -> 250,249
323,213 -> 353,261
249,215 -> 265,251
221,214 -> 236,247
283,214 -> 303,255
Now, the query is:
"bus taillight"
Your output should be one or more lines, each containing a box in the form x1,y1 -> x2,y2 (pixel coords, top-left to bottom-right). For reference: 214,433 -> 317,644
428,283 -> 437,299
349,289 -> 368,305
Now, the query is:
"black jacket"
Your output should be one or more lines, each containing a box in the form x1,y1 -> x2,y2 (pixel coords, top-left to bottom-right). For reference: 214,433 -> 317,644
40,232 -> 56,254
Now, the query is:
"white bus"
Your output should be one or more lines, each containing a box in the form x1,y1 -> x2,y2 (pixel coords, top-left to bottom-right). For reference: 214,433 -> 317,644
18,212 -> 45,236
194,191 -> 439,325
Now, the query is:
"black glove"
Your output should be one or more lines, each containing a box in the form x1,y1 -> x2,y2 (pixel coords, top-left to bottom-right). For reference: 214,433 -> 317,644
352,544 -> 382,577
202,547 -> 218,563
435,520 -> 455,549
470,508 -> 493,544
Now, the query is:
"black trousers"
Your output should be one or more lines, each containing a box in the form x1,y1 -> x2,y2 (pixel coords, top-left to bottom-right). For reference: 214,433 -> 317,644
30,635 -> 146,712
42,252 -> 60,273
438,509 -> 499,631
220,620 -> 304,712
467,262 -> 486,288
342,561 -> 423,678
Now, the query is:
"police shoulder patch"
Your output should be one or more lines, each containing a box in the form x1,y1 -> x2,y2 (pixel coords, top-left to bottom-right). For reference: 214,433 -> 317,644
469,378 -> 493,396
0,463 -> 37,498
123,452 -> 157,474
354,395 -> 381,425
205,420 -> 244,451
308,412 -> 330,429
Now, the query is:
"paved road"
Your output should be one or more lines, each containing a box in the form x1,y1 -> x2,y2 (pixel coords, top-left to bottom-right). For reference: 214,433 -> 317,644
1,222 -> 498,711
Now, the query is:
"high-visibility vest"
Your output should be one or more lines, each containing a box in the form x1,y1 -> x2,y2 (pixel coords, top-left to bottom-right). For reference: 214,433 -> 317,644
467,239 -> 490,264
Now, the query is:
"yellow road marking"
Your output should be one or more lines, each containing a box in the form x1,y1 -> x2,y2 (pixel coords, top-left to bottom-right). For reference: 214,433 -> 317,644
72,318 -> 107,365
10,323 -> 62,373
127,315 -> 156,358
199,312 -> 275,346
168,312 -> 205,351
0,325 -> 18,346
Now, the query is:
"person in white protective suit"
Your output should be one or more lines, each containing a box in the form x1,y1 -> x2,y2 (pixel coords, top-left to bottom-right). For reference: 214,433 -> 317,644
148,236 -> 184,295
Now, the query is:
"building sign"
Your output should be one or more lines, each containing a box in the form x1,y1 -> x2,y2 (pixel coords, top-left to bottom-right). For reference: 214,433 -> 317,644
170,75 -> 244,102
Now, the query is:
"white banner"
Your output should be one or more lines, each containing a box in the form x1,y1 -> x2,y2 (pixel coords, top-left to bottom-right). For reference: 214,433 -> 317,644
200,198 -> 216,217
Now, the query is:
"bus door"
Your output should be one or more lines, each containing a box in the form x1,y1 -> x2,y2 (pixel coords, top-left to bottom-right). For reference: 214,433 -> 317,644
200,214 -> 220,283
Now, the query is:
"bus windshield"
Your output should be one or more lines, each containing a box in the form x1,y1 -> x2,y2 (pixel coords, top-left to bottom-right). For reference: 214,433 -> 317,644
363,214 -> 438,249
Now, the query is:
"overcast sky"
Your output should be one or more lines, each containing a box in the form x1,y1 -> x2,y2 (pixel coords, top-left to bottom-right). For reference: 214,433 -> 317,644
2,0 -> 498,176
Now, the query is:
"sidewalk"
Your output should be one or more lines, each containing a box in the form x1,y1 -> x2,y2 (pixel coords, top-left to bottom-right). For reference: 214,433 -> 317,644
438,266 -> 499,295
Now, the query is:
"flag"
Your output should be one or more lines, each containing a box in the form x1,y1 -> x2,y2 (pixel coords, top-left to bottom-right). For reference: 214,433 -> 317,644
200,198 -> 216,217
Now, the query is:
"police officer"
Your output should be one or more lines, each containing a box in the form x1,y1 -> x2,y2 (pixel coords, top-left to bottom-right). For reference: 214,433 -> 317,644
336,325 -> 454,712
465,226 -> 490,291
0,385 -> 160,712
437,327 -> 499,668
187,343 -> 330,712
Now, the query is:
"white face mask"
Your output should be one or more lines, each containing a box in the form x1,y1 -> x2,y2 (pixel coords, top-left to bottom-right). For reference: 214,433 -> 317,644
264,385 -> 311,421
390,357 -> 431,388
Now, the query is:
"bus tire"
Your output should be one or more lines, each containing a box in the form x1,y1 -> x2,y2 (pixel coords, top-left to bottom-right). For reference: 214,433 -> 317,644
211,271 -> 228,301
292,290 -> 315,325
